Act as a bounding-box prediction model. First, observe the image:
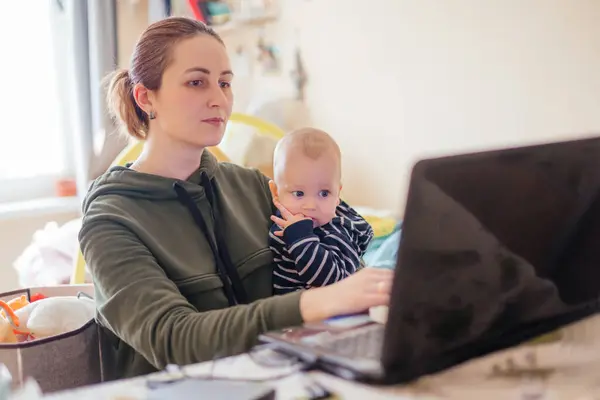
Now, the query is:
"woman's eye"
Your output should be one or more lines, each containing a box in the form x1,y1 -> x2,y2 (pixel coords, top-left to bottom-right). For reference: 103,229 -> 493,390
292,191 -> 304,198
220,81 -> 231,88
188,80 -> 203,87
319,190 -> 330,198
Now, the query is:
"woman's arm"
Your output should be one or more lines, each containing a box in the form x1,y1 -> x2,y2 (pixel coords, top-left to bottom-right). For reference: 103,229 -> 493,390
80,218 -> 303,370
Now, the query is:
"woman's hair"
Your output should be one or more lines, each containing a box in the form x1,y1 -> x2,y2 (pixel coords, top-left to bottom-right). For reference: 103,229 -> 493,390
105,17 -> 223,140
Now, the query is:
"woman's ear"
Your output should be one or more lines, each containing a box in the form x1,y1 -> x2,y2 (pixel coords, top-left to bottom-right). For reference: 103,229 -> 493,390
132,83 -> 154,115
268,180 -> 279,202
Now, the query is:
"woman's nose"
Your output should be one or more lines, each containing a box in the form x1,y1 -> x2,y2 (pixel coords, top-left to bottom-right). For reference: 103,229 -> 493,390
207,85 -> 228,108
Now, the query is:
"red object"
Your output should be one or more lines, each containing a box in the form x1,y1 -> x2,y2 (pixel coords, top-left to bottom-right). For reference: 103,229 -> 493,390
55,178 -> 77,197
188,0 -> 207,22
30,293 -> 47,302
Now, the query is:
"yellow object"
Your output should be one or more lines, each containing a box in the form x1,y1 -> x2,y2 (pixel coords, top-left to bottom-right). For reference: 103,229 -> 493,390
70,112 -> 286,284
70,112 -> 394,284
4,295 -> 29,314
108,112 -> 286,168
363,215 -> 398,238
225,112 -> 285,141
108,135 -> 230,168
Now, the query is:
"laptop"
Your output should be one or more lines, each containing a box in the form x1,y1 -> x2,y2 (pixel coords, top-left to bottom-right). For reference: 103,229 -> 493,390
260,135 -> 600,384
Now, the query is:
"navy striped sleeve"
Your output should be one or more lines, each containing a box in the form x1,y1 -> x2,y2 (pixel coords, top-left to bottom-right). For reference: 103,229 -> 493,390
269,229 -> 305,294
269,201 -> 374,294
335,201 -> 375,257
282,219 -> 358,287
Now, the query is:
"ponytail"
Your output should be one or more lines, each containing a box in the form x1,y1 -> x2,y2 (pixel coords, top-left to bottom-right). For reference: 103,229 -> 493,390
105,69 -> 148,140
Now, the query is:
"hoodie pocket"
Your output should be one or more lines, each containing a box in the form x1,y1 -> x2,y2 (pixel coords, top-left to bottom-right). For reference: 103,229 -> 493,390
173,249 -> 275,306
237,248 -> 274,279
174,274 -> 223,298
235,248 -> 275,299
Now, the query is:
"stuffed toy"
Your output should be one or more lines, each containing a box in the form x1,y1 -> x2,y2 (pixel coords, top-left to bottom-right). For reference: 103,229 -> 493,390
4,295 -> 29,313
0,293 -> 93,343
0,300 -> 19,343
14,296 -> 95,339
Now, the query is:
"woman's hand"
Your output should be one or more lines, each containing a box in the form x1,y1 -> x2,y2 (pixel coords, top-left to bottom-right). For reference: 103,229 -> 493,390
299,267 -> 394,322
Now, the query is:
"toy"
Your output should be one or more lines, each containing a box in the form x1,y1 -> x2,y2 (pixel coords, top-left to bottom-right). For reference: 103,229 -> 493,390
0,301 -> 19,343
4,295 -> 28,314
0,293 -> 95,343
30,293 -> 47,303
0,293 -> 45,322
16,296 -> 95,339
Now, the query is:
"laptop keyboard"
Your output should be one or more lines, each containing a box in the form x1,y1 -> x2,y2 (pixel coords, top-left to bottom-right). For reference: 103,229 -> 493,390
312,324 -> 384,360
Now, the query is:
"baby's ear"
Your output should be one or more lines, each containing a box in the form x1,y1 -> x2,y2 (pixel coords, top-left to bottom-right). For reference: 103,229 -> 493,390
337,184 -> 343,206
268,180 -> 279,201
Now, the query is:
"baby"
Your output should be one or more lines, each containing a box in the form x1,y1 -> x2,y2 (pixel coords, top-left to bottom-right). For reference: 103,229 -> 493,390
268,127 -> 374,294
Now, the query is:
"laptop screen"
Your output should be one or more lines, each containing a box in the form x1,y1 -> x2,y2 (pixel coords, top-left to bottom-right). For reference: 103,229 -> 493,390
382,136 -> 600,382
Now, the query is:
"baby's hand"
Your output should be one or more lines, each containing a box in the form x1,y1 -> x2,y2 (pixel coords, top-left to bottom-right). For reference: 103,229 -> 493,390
271,200 -> 311,237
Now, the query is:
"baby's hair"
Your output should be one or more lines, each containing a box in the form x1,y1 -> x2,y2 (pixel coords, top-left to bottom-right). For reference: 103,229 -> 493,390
273,127 -> 341,182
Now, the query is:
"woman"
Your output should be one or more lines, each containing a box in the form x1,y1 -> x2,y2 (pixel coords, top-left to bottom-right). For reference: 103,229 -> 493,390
79,16 -> 393,380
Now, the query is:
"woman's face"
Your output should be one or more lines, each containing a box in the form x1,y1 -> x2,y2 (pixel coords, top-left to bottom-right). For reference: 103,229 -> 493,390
149,35 -> 233,148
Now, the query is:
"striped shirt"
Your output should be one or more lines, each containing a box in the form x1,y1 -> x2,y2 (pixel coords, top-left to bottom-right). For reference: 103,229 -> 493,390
269,201 -> 374,294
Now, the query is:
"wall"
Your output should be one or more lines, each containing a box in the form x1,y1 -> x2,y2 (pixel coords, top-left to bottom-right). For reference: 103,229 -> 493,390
116,0 -> 151,69
295,0 -> 600,213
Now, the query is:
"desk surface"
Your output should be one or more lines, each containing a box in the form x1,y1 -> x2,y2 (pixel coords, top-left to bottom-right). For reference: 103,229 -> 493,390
43,315 -> 600,400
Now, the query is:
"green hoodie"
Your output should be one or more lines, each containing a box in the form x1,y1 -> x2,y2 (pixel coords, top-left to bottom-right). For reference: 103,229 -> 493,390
79,150 -> 304,380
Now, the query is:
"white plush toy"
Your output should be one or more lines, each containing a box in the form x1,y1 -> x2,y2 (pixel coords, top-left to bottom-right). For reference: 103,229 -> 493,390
14,296 -> 95,339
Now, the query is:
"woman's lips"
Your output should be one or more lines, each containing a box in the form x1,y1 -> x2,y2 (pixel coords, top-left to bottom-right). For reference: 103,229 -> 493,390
202,117 -> 224,126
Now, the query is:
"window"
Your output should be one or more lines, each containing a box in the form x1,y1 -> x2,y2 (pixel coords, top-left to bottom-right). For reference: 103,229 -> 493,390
0,0 -> 73,204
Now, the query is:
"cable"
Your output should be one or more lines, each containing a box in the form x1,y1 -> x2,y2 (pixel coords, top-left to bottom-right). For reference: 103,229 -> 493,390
144,346 -> 339,399
145,344 -> 316,389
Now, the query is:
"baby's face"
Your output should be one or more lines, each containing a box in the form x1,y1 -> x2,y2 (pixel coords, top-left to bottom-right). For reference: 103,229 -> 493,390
275,153 -> 341,227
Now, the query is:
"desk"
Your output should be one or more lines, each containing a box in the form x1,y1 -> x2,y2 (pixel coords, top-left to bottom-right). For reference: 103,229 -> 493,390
42,351 -> 411,400
42,315 -> 600,400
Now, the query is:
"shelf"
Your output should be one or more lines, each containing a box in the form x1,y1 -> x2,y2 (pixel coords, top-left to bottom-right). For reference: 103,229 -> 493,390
212,13 -> 278,34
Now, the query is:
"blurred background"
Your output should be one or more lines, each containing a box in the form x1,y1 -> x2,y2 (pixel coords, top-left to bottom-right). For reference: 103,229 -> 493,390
0,0 -> 598,292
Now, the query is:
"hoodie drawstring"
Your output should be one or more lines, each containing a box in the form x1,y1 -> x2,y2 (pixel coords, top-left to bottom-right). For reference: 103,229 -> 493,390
173,174 -> 248,306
